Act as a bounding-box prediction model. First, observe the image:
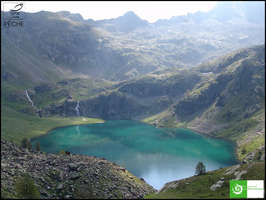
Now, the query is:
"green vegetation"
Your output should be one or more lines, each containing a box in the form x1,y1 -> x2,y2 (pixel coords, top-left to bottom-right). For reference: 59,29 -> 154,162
142,109 -> 188,128
215,118 -> 259,140
31,78 -> 113,108
239,162 -> 265,180
1,105 -> 104,145
15,173 -> 40,199
1,187 -> 16,199
58,150 -> 66,155
238,135 -> 265,160
146,169 -> 231,199
215,108 -> 265,161
142,110 -> 173,124
1,8 -> 264,200
241,148 -> 247,155
145,162 -> 265,199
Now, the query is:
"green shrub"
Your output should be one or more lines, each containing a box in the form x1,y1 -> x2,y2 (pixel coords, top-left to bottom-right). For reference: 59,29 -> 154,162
15,173 -> 40,199
241,148 -> 247,155
58,150 -> 66,155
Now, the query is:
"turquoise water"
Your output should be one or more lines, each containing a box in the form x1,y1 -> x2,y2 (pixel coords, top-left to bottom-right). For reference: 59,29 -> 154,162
31,120 -> 237,189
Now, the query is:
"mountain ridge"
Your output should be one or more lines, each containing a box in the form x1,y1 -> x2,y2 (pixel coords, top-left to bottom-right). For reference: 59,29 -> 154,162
2,1 -> 264,82
1,2 -> 265,199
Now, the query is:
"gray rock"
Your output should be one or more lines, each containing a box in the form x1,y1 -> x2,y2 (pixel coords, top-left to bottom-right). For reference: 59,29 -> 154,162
70,172 -> 81,180
210,180 -> 224,191
1,139 -> 156,199
68,163 -> 78,171
158,181 -> 178,193
225,164 -> 240,175
234,170 -> 247,180
260,152 -> 265,161
59,171 -> 64,181
242,160 -> 248,164
40,189 -> 48,196
83,179 -> 89,184
57,183 -> 63,190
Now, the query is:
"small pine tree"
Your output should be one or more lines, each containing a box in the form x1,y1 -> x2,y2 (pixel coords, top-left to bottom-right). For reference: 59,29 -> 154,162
21,138 -> 28,149
35,142 -> 40,152
195,161 -> 206,176
15,173 -> 40,199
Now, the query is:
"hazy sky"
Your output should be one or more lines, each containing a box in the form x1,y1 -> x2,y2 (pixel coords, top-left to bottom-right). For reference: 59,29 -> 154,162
2,1 -> 217,23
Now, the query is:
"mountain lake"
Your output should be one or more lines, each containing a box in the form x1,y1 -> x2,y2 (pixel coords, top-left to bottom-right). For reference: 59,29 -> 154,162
31,120 -> 237,189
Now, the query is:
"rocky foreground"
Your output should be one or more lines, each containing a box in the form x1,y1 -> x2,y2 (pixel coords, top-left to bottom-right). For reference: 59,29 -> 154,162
1,139 -> 156,199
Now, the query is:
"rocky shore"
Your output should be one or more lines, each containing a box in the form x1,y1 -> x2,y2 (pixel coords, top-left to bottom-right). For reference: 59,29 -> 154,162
1,139 -> 155,199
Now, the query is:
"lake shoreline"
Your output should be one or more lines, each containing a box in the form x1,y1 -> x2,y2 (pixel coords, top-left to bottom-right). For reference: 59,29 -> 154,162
30,117 -> 104,142
188,127 -> 240,164
152,123 -> 241,165
31,118 -> 240,165
31,119 -> 238,190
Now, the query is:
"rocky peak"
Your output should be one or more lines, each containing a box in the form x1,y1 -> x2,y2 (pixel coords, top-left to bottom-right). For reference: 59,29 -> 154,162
122,11 -> 139,18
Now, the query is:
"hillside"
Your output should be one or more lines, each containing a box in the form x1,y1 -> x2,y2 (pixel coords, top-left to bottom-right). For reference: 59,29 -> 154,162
2,44 -> 264,199
1,139 -> 155,199
1,2 -> 265,199
144,45 -> 265,159
1,2 -> 265,82
146,161 -> 265,199
38,69 -> 202,120
2,45 -> 265,158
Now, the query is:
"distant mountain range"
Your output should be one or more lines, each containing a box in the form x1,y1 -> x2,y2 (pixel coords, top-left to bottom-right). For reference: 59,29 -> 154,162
1,1 -> 265,199
1,1 -> 265,84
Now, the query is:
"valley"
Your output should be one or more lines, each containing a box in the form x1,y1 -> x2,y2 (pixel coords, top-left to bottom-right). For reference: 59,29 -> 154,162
1,1 -> 265,199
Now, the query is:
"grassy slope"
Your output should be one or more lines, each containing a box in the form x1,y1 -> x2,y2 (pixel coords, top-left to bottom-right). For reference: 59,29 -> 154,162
30,78 -> 114,109
145,161 -> 265,199
1,78 -> 106,145
142,46 -> 265,199
143,103 -> 264,163
143,45 -> 265,161
1,105 -> 104,145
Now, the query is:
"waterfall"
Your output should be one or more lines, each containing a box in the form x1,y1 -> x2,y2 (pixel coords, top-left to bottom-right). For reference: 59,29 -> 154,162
25,89 -> 34,107
75,100 -> 80,117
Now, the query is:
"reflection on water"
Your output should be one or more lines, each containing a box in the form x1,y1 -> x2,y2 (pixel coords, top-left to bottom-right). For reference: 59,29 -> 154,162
75,125 -> 80,136
31,120 -> 237,190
